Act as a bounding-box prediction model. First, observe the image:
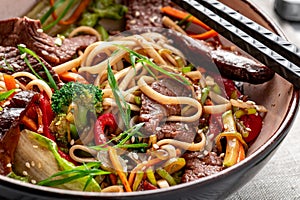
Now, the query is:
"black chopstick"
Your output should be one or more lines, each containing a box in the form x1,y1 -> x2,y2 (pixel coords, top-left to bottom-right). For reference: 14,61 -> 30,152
172,0 -> 300,88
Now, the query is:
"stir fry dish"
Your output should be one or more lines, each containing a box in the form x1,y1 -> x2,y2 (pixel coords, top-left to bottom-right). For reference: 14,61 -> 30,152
0,0 -> 271,193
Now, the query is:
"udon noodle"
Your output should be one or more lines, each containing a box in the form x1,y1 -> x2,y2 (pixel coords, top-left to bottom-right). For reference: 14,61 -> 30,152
0,28 -> 267,192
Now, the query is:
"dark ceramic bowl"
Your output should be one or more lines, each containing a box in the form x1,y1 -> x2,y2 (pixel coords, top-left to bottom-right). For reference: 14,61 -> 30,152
0,0 -> 299,200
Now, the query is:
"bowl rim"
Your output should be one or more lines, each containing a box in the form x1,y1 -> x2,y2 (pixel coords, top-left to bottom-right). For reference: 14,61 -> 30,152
0,0 -> 299,198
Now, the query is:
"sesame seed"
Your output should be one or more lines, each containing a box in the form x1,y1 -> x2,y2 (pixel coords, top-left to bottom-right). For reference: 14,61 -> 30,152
25,162 -> 31,169
41,50 -> 49,55
131,136 -> 135,143
23,171 -> 28,176
32,145 -> 38,149
37,29 -> 43,33
19,44 -> 26,48
132,152 -> 139,160
246,100 -> 256,105
31,161 -> 35,167
246,127 -> 252,131
142,161 -> 148,165
184,124 -> 189,130
31,179 -> 37,184
155,127 -> 162,131
6,163 -> 12,168
20,53 -> 27,59
38,162 -> 42,169
135,11 -> 140,17
70,139 -> 75,146
130,19 -> 136,24
12,63 -> 21,69
54,38 -> 63,46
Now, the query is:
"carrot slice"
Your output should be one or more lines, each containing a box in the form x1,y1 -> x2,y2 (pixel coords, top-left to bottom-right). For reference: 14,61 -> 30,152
59,72 -> 88,84
3,74 -> 16,90
161,6 -> 212,30
49,0 -> 90,25
108,146 -> 132,192
237,141 -> 246,162
189,29 -> 219,40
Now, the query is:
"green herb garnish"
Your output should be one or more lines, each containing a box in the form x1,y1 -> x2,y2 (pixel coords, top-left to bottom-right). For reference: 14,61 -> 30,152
0,57 -> 15,72
115,45 -> 191,85
40,0 -> 65,24
38,162 -> 110,190
107,62 -> 131,129
42,0 -> 76,31
17,45 -> 58,90
0,89 -> 15,101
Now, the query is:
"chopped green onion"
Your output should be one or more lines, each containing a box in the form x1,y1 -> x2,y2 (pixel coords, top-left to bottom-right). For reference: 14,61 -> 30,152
177,14 -> 192,26
134,96 -> 141,105
107,62 -> 131,129
234,109 -> 246,119
175,56 -> 185,69
0,58 -> 15,71
146,167 -> 157,186
201,87 -> 210,104
0,89 -> 15,101
42,0 -> 76,31
115,45 -> 191,86
133,171 -> 144,191
212,83 -> 221,94
156,168 -> 177,186
247,108 -> 257,115
38,162 -> 110,189
182,66 -> 192,74
17,45 -> 58,90
95,25 -> 109,41
40,0 -> 66,24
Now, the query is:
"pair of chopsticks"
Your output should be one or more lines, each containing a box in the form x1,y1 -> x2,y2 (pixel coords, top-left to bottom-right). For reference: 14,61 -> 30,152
172,0 -> 300,88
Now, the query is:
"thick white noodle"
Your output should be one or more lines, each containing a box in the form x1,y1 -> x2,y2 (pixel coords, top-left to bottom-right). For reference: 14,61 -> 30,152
25,79 -> 53,99
137,76 -> 202,122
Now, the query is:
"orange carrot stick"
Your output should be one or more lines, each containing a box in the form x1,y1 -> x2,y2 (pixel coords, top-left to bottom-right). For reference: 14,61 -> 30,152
50,0 -> 90,25
161,6 -> 212,30
108,146 -> 132,192
237,141 -> 246,162
59,72 -> 88,84
3,74 -> 16,90
189,29 -> 219,40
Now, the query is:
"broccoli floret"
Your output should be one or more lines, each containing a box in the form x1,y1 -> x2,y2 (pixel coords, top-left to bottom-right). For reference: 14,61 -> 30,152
51,82 -> 103,130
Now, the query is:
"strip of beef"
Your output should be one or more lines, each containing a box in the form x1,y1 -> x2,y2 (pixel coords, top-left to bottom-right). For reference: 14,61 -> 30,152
0,46 -> 62,87
124,0 -> 171,30
181,151 -> 224,183
0,17 -> 97,66
0,91 -> 39,175
164,32 -> 275,84
139,78 -> 198,143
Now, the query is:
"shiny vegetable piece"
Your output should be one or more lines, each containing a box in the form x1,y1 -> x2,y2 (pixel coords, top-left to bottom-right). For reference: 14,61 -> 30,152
220,110 -> 246,167
240,114 -> 263,143
14,129 -> 101,191
163,157 -> 186,174
156,168 -> 176,186
94,113 -> 117,145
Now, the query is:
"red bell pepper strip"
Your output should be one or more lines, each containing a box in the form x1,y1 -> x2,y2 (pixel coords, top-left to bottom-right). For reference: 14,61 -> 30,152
94,113 -> 117,146
39,91 -> 76,164
39,91 -> 55,141
240,114 -> 263,143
